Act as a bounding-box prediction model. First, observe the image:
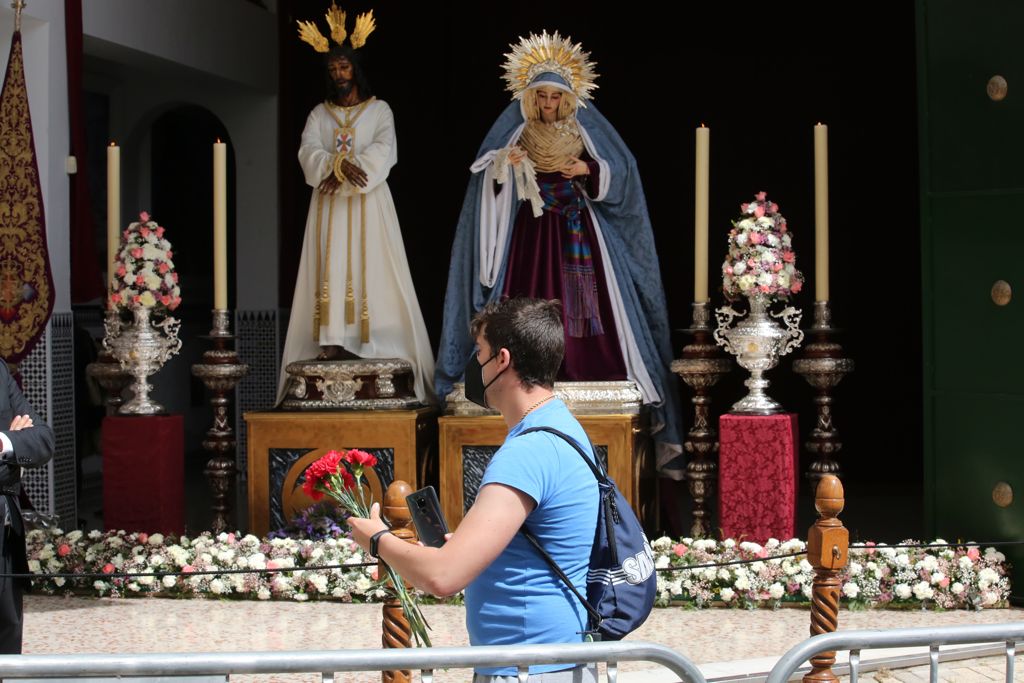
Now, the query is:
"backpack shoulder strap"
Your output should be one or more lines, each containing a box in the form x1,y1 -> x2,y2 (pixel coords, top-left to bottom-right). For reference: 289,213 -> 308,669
515,425 -> 604,632
518,425 -> 606,482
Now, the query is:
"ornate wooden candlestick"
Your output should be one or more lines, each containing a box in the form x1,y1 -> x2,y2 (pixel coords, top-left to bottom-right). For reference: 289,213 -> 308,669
670,302 -> 732,538
191,310 -> 249,533
382,480 -> 415,683
804,474 -> 848,683
792,302 -> 853,484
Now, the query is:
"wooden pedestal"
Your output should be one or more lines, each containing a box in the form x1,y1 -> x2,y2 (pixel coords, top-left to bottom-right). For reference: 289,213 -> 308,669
245,408 -> 437,536
439,413 -> 654,531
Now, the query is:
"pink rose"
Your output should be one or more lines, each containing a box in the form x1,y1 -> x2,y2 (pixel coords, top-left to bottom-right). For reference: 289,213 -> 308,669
773,263 -> 783,272
864,542 -> 876,556
750,232 -> 763,244
123,229 -> 130,240
116,264 -> 127,276
172,272 -> 179,283
755,191 -> 767,201
939,577 -> 950,588
182,565 -> 195,574
137,533 -> 149,544
791,281 -> 803,293
747,259 -> 756,267
171,296 -> 181,309
102,563 -> 115,574
782,251 -> 795,263
724,266 -> 734,275
779,222 -> 788,233
139,211 -> 151,222
140,227 -> 151,238
156,226 -> 165,238
131,247 -> 143,259
759,285 -> 771,293
57,543 -> 71,557
769,203 -> 779,214
754,205 -> 766,218
158,263 -> 169,274
967,547 -> 980,560
226,533 -> 236,543
132,295 -> 141,304
165,250 -> 173,259
266,560 -> 280,570
370,566 -> 380,581
110,293 -> 122,304
673,543 -> 687,557
740,203 -> 750,213
160,295 -> 171,306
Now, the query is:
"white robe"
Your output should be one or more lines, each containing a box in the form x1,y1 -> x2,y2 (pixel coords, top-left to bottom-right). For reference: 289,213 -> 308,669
277,99 -> 435,404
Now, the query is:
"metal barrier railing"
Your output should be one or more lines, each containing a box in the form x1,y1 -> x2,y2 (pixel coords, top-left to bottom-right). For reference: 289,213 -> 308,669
765,621 -> 1024,683
0,641 -> 707,683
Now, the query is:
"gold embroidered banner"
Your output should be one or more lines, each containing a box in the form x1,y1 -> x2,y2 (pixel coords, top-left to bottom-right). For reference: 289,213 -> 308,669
0,31 -> 54,364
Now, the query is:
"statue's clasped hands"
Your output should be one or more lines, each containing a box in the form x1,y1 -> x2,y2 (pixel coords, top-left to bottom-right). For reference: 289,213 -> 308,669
320,157 -> 369,194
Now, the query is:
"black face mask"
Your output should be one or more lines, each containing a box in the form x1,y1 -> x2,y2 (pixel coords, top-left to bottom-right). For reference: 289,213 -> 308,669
464,352 -> 504,409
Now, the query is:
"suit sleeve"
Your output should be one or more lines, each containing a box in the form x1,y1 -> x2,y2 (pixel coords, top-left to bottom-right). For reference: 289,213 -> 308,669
0,364 -> 54,468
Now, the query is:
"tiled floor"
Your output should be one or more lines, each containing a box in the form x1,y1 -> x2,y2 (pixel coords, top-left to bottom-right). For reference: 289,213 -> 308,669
21,595 -> 1024,682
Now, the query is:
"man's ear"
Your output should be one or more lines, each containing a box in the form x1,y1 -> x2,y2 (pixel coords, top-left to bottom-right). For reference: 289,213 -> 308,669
496,347 -> 512,370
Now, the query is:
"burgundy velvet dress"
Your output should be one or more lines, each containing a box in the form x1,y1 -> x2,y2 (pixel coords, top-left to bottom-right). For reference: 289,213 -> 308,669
500,155 -> 627,381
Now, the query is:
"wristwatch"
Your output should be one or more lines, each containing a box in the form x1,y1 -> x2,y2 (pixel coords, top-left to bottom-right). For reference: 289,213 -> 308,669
369,529 -> 392,558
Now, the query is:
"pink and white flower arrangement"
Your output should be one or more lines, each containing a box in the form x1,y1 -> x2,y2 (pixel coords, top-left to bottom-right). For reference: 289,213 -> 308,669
25,527 -> 1012,611
721,192 -> 804,301
108,211 -> 181,312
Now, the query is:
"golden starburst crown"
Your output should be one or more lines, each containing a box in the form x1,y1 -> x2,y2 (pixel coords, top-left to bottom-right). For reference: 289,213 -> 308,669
501,30 -> 599,105
297,3 -> 376,53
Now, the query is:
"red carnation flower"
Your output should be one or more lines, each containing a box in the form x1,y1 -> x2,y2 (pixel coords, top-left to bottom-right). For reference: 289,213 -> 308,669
344,449 -> 377,468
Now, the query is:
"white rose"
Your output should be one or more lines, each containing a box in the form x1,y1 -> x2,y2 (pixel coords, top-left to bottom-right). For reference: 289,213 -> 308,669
138,575 -> 154,586
733,260 -> 747,275
651,536 -> 673,551
309,574 -> 328,593
209,579 -> 226,594
93,580 -> 107,591
799,559 -> 813,573
895,583 -> 912,600
755,216 -> 772,228
750,561 -> 765,573
757,272 -> 774,286
738,275 -> 756,292
978,568 -> 999,584
720,588 -> 735,602
655,555 -> 670,569
766,234 -> 781,248
896,554 -> 910,567
842,582 -> 860,599
848,561 -> 863,577
293,592 -> 309,602
257,587 -> 272,600
982,591 -> 999,606
930,571 -> 945,585
162,575 -> 177,588
722,539 -> 735,549
782,234 -> 792,247
769,583 -> 785,600
958,556 -> 973,569
734,575 -> 750,591
766,538 -> 780,549
54,577 -> 65,587
738,219 -> 754,229
951,582 -> 965,595
777,271 -> 791,288
866,562 -> 879,574
88,530 -> 103,540
912,581 -> 934,600
27,560 -> 40,572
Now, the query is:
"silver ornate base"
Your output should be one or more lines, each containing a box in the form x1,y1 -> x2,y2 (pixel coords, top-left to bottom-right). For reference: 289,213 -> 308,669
729,381 -> 784,415
445,380 -> 642,416
282,358 -> 420,411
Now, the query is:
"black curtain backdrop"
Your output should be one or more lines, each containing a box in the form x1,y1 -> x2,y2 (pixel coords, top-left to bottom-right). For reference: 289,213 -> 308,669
278,2 -> 922,527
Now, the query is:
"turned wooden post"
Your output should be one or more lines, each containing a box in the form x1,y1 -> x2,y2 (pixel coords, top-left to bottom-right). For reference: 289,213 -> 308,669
803,475 -> 849,683
381,480 -> 416,683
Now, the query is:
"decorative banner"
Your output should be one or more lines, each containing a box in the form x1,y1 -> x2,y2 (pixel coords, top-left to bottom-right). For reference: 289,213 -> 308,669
0,29 -> 55,364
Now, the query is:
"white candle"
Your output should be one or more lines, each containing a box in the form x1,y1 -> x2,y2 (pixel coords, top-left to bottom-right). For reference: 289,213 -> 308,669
814,123 -> 829,302
213,140 -> 227,310
107,142 -> 120,298
694,125 -> 710,303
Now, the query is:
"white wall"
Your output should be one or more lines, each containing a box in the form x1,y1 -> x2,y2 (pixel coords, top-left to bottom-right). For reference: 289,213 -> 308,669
0,3 -> 71,314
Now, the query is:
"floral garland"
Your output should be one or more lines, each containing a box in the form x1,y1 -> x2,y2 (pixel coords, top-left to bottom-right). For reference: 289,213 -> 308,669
721,191 -> 804,300
109,211 -> 181,312
26,529 -> 1012,610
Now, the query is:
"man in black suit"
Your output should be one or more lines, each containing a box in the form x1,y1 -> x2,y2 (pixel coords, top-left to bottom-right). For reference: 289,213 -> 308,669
0,361 -> 54,653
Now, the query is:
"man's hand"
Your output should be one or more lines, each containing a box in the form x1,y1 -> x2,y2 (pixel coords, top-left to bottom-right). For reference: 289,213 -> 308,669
8,415 -> 32,431
347,502 -> 389,554
339,158 -> 368,188
318,174 -> 342,195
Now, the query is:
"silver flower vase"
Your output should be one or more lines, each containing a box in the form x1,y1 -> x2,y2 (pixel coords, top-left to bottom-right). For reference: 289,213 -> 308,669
103,306 -> 183,415
714,295 -> 804,415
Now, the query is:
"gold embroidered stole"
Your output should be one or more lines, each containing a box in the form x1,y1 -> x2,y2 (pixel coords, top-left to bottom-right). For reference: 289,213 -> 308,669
312,98 -> 374,343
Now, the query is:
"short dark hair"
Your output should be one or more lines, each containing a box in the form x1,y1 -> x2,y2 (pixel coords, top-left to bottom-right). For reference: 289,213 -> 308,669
324,46 -> 374,100
470,298 -> 564,389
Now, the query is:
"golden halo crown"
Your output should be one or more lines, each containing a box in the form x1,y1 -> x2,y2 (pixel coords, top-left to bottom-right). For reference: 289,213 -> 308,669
501,30 -> 598,106
297,3 -> 376,53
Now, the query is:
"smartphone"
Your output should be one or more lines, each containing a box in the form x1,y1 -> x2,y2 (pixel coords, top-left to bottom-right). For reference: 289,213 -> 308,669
406,486 -> 449,548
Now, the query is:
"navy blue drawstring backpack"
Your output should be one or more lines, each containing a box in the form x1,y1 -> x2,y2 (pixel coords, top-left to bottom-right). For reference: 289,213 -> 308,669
517,426 -> 657,640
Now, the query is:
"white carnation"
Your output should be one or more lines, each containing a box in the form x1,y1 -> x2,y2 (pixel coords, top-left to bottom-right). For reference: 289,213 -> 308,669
842,582 -> 860,598
209,579 -> 226,594
733,260 -> 747,275
951,582 -> 965,595
162,575 -> 177,588
848,561 -> 863,577
720,587 -> 735,602
769,583 -> 785,600
895,583 -> 912,600
912,581 -> 934,600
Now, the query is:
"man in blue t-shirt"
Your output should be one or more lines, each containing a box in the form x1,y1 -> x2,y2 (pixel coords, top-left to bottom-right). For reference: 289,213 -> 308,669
349,298 -> 599,681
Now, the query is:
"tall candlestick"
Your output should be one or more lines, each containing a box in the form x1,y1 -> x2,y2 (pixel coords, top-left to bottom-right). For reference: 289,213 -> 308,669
694,125 -> 710,303
213,140 -> 227,310
814,123 -> 829,302
106,142 -> 120,297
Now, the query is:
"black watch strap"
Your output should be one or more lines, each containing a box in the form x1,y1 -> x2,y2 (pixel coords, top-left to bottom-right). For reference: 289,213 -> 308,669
369,529 -> 391,558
